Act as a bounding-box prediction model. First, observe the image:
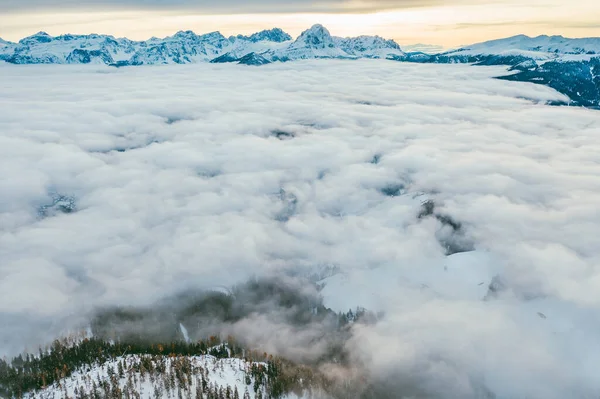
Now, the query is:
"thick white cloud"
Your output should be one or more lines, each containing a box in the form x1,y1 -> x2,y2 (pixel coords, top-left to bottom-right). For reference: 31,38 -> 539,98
1,60 -> 600,397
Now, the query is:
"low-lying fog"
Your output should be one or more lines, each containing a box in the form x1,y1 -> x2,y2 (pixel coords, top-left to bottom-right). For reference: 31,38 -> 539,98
1,59 -> 599,398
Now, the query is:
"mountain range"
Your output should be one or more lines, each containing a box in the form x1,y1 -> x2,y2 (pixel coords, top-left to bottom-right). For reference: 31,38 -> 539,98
0,25 -> 404,66
1,24 -> 599,107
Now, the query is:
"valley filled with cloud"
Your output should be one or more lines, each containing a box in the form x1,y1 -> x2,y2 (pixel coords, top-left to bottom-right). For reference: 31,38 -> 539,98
1,60 -> 600,398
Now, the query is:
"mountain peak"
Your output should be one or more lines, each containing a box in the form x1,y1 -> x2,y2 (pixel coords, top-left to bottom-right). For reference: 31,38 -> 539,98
237,28 -> 292,43
174,30 -> 197,38
507,34 -> 531,40
238,52 -> 271,65
199,31 -> 226,41
20,31 -> 53,44
305,24 -> 330,36
295,24 -> 334,49
171,30 -> 226,43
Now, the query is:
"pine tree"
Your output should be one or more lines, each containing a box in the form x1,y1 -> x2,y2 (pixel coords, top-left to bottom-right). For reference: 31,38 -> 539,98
195,378 -> 204,399
202,374 -> 208,392
92,380 -> 99,399
253,377 -> 260,394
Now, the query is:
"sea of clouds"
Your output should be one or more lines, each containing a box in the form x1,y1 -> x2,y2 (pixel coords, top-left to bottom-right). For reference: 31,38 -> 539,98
1,59 -> 600,398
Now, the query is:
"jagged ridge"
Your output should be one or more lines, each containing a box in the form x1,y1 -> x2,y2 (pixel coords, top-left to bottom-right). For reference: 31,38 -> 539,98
1,24 -> 404,66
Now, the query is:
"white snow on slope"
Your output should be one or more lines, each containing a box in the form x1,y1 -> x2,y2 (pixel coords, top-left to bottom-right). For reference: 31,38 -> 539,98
27,355 -> 305,399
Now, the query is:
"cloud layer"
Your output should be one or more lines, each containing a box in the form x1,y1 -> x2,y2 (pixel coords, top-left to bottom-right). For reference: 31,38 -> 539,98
1,60 -> 600,397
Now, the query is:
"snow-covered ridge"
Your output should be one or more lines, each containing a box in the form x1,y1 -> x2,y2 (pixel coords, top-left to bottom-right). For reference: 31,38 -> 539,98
444,34 -> 600,61
5,27 -> 600,67
234,27 -> 292,43
1,25 -> 404,66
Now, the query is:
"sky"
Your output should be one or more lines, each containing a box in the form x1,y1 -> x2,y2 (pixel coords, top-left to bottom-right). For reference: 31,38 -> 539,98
0,0 -> 599,47
1,59 -> 600,397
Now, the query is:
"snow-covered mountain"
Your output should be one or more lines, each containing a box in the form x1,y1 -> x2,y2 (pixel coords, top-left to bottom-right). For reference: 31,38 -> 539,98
395,34 -> 600,65
5,31 -> 137,64
336,34 -> 404,59
234,27 -> 292,43
1,25 -> 404,66
271,24 -> 352,61
227,25 -> 404,63
126,30 -> 232,65
274,25 -> 404,61
447,34 -> 600,60
4,29 -> 599,67
238,52 -> 272,66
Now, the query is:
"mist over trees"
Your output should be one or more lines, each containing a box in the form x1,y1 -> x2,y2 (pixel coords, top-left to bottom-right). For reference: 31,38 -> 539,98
1,278 -> 393,399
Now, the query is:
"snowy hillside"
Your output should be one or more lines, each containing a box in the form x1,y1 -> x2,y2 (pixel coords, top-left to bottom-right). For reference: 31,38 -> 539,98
26,355 -> 302,399
127,31 -> 232,65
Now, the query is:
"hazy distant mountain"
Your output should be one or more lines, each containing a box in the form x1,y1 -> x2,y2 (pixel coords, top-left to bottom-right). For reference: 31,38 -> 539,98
401,43 -> 446,54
